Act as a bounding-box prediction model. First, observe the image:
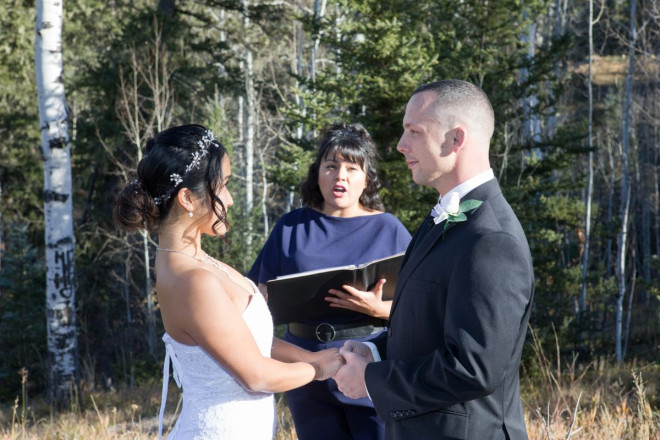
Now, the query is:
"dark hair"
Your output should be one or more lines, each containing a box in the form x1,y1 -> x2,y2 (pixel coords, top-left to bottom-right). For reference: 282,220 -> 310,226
300,123 -> 384,211
114,124 -> 230,234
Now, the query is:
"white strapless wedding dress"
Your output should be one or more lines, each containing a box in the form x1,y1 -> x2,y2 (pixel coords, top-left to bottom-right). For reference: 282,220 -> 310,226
158,280 -> 276,440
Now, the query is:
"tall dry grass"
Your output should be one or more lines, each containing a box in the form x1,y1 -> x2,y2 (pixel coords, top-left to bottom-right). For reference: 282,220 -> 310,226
522,326 -> 660,439
1,337 -> 658,439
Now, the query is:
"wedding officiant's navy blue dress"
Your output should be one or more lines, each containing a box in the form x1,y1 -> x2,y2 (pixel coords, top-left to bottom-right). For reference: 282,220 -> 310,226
248,207 -> 410,440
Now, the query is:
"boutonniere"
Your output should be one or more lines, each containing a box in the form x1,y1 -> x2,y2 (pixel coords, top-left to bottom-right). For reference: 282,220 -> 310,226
431,192 -> 483,232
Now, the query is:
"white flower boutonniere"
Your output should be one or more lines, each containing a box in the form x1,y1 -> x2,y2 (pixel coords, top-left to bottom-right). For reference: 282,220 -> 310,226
431,191 -> 483,232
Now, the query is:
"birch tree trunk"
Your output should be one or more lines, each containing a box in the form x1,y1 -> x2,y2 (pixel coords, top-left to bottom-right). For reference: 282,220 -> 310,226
309,0 -> 327,82
288,20 -> 305,214
640,89 -> 651,305
519,9 -> 540,145
259,150 -> 269,236
605,139 -> 615,277
579,0 -> 596,338
615,0 -> 636,363
655,107 -> 660,257
244,50 -> 255,253
241,0 -> 255,259
623,251 -> 636,360
35,0 -> 79,406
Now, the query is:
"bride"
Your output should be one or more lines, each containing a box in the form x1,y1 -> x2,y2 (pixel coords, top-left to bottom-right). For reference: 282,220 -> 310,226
114,124 -> 345,439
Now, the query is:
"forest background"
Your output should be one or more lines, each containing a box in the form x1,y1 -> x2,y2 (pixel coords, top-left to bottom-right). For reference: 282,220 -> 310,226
1,0 -> 659,438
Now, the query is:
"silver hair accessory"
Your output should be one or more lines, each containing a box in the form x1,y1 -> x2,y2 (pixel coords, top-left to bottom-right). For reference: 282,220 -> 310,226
154,129 -> 217,206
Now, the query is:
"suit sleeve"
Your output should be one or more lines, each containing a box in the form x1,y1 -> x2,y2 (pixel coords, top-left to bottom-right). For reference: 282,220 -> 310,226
365,230 -> 533,416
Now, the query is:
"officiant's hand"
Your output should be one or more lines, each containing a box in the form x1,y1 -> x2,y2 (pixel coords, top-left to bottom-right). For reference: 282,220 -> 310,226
326,279 -> 390,320
310,348 -> 345,381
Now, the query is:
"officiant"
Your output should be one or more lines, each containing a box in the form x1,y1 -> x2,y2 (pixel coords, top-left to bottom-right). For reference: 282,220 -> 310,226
248,122 -> 411,440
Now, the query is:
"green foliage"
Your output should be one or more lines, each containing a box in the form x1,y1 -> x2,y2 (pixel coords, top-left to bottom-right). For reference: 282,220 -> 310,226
282,0 -> 597,351
0,224 -> 47,400
0,1 -> 43,236
1,0 -> 656,397
270,142 -> 315,192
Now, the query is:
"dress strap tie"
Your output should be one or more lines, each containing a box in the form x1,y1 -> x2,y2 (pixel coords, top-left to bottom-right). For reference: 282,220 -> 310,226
158,339 -> 183,440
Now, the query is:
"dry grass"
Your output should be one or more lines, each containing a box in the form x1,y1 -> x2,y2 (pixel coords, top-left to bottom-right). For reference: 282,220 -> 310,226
0,383 -> 297,440
2,341 -> 659,440
522,327 -> 660,440
571,54 -> 660,86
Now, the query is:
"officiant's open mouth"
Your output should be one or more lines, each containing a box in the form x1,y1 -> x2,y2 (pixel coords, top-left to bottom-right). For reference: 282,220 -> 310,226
332,185 -> 347,197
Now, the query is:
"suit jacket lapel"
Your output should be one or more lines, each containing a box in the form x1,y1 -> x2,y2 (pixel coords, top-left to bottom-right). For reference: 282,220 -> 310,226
390,179 -> 503,315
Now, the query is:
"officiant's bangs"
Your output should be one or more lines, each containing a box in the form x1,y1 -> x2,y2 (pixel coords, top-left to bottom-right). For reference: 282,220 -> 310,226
323,142 -> 368,169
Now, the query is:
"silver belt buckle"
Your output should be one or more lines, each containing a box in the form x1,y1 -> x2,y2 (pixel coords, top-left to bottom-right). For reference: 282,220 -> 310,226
315,323 -> 336,342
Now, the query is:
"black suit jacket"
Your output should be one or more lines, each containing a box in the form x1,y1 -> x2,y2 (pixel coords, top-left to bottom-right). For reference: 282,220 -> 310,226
365,179 -> 534,440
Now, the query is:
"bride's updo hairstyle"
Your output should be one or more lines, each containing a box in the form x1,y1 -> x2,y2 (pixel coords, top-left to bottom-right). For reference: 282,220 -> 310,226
114,124 -> 230,234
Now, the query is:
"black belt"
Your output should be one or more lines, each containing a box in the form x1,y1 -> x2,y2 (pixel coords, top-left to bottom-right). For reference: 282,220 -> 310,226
288,319 -> 386,343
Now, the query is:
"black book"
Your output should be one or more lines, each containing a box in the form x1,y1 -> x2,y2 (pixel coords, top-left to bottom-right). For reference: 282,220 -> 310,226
266,252 -> 405,325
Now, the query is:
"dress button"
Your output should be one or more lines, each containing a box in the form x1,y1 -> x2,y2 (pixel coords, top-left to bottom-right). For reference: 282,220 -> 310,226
389,411 -> 397,419
396,411 -> 403,417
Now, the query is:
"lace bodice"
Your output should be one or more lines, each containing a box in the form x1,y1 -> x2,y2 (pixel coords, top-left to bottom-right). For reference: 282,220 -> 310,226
158,280 -> 275,440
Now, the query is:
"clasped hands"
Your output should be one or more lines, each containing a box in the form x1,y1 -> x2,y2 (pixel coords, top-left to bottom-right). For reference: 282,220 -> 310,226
312,281 -> 383,397
313,340 -> 374,400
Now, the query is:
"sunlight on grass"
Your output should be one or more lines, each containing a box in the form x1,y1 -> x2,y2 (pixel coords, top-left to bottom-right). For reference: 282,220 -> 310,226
1,344 -> 659,440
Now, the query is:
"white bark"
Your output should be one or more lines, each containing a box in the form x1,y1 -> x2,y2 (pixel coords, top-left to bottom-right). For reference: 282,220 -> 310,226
244,50 -> 255,249
615,0 -> 636,363
623,254 -> 636,359
580,0 -> 596,326
259,150 -> 269,236
639,95 -> 651,304
519,10 -> 540,145
241,0 -> 255,257
308,0 -> 327,82
655,109 -> 660,256
296,21 -> 304,141
605,138 -> 615,277
35,0 -> 78,405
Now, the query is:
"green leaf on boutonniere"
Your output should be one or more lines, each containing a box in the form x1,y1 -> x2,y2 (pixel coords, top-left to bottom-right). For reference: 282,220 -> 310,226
459,199 -> 483,211
443,199 -> 483,232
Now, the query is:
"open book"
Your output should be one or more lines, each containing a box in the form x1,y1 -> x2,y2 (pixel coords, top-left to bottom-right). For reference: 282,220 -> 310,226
266,252 -> 405,325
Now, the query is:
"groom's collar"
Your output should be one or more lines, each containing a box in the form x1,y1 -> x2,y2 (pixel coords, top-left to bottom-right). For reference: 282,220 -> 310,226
437,169 -> 495,203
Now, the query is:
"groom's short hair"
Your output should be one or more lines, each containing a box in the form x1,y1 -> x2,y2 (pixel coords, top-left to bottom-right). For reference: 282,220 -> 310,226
413,80 -> 495,141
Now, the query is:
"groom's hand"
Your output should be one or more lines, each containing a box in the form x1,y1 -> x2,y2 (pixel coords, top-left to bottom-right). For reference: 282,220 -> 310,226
334,347 -> 371,399
341,340 -> 375,362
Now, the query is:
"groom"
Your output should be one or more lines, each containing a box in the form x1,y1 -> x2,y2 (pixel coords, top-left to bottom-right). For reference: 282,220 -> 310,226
333,80 -> 534,440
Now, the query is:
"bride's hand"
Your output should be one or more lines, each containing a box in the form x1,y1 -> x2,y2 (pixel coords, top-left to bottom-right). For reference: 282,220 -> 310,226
310,348 -> 345,381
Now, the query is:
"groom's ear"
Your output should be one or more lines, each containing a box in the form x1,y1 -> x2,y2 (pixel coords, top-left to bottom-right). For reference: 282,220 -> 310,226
452,127 -> 466,150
